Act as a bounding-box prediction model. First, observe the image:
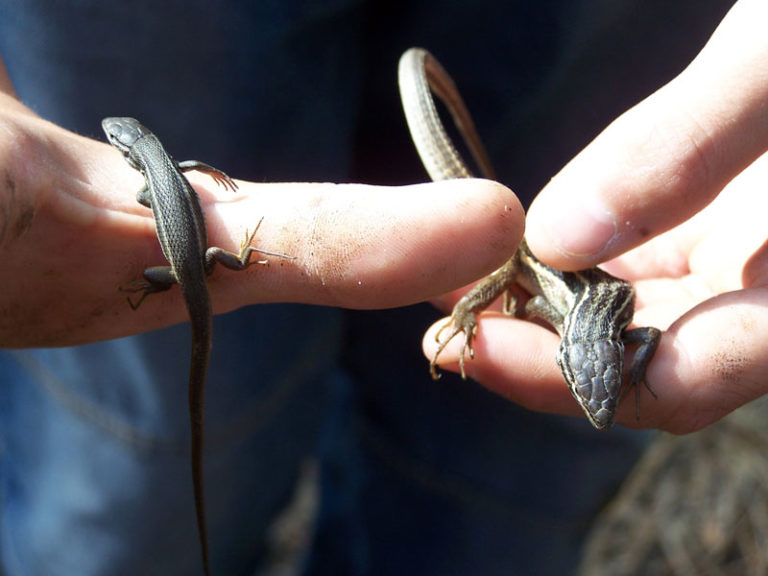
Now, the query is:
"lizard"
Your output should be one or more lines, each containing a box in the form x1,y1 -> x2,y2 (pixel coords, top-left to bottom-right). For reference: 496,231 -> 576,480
102,116 -> 290,575
397,48 -> 661,430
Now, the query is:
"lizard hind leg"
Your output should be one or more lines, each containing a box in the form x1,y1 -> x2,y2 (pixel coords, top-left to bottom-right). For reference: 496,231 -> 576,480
237,219 -> 269,267
430,309 -> 478,380
119,265 -> 177,310
205,218 -> 295,274
430,261 -> 519,380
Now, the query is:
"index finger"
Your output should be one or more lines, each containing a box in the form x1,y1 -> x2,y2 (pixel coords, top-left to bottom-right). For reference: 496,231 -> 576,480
526,0 -> 768,270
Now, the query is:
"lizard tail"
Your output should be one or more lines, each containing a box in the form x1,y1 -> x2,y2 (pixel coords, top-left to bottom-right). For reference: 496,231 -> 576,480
189,313 -> 212,576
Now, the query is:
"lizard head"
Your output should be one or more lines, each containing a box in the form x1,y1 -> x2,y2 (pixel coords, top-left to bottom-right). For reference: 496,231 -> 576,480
101,117 -> 149,169
556,339 -> 625,430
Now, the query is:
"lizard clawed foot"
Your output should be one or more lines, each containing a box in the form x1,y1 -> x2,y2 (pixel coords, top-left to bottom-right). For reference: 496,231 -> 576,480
429,311 -> 478,380
210,171 -> 238,193
119,280 -> 161,311
239,219 -> 269,266
625,371 -> 658,421
239,218 -> 296,265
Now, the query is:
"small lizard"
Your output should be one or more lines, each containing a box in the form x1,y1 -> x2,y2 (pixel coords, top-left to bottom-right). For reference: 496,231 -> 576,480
398,48 -> 661,430
103,117 -> 290,575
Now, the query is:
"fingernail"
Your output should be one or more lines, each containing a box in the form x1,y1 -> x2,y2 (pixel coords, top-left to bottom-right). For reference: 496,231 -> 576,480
540,193 -> 617,258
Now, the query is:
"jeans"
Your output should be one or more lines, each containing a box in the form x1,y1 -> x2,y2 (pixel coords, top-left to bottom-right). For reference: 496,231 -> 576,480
0,306 -> 343,575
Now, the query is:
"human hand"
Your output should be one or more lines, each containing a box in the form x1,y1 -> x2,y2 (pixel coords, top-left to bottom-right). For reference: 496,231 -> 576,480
0,98 -> 522,348
423,0 -> 768,433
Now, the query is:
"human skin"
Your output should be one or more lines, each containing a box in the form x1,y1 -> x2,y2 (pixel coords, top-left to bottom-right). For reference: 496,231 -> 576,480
424,0 -> 768,434
0,60 -> 523,348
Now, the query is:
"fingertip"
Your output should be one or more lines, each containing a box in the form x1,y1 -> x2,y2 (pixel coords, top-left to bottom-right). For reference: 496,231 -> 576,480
525,174 -> 619,270
463,178 -> 526,241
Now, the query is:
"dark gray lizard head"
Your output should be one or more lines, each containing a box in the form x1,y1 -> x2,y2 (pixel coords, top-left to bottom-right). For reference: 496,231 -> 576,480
101,117 -> 148,170
557,339 -> 625,430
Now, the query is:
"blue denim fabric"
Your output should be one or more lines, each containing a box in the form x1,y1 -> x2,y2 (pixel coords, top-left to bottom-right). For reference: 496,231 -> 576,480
0,306 -> 343,575
0,1 -> 734,575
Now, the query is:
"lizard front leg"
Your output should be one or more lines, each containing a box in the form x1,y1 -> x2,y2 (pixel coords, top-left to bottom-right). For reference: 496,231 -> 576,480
178,159 -> 238,193
622,326 -> 662,418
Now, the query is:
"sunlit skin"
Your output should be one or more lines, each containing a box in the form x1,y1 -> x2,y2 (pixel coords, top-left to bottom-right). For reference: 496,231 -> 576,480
424,0 -> 768,434
3,1 -> 768,434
